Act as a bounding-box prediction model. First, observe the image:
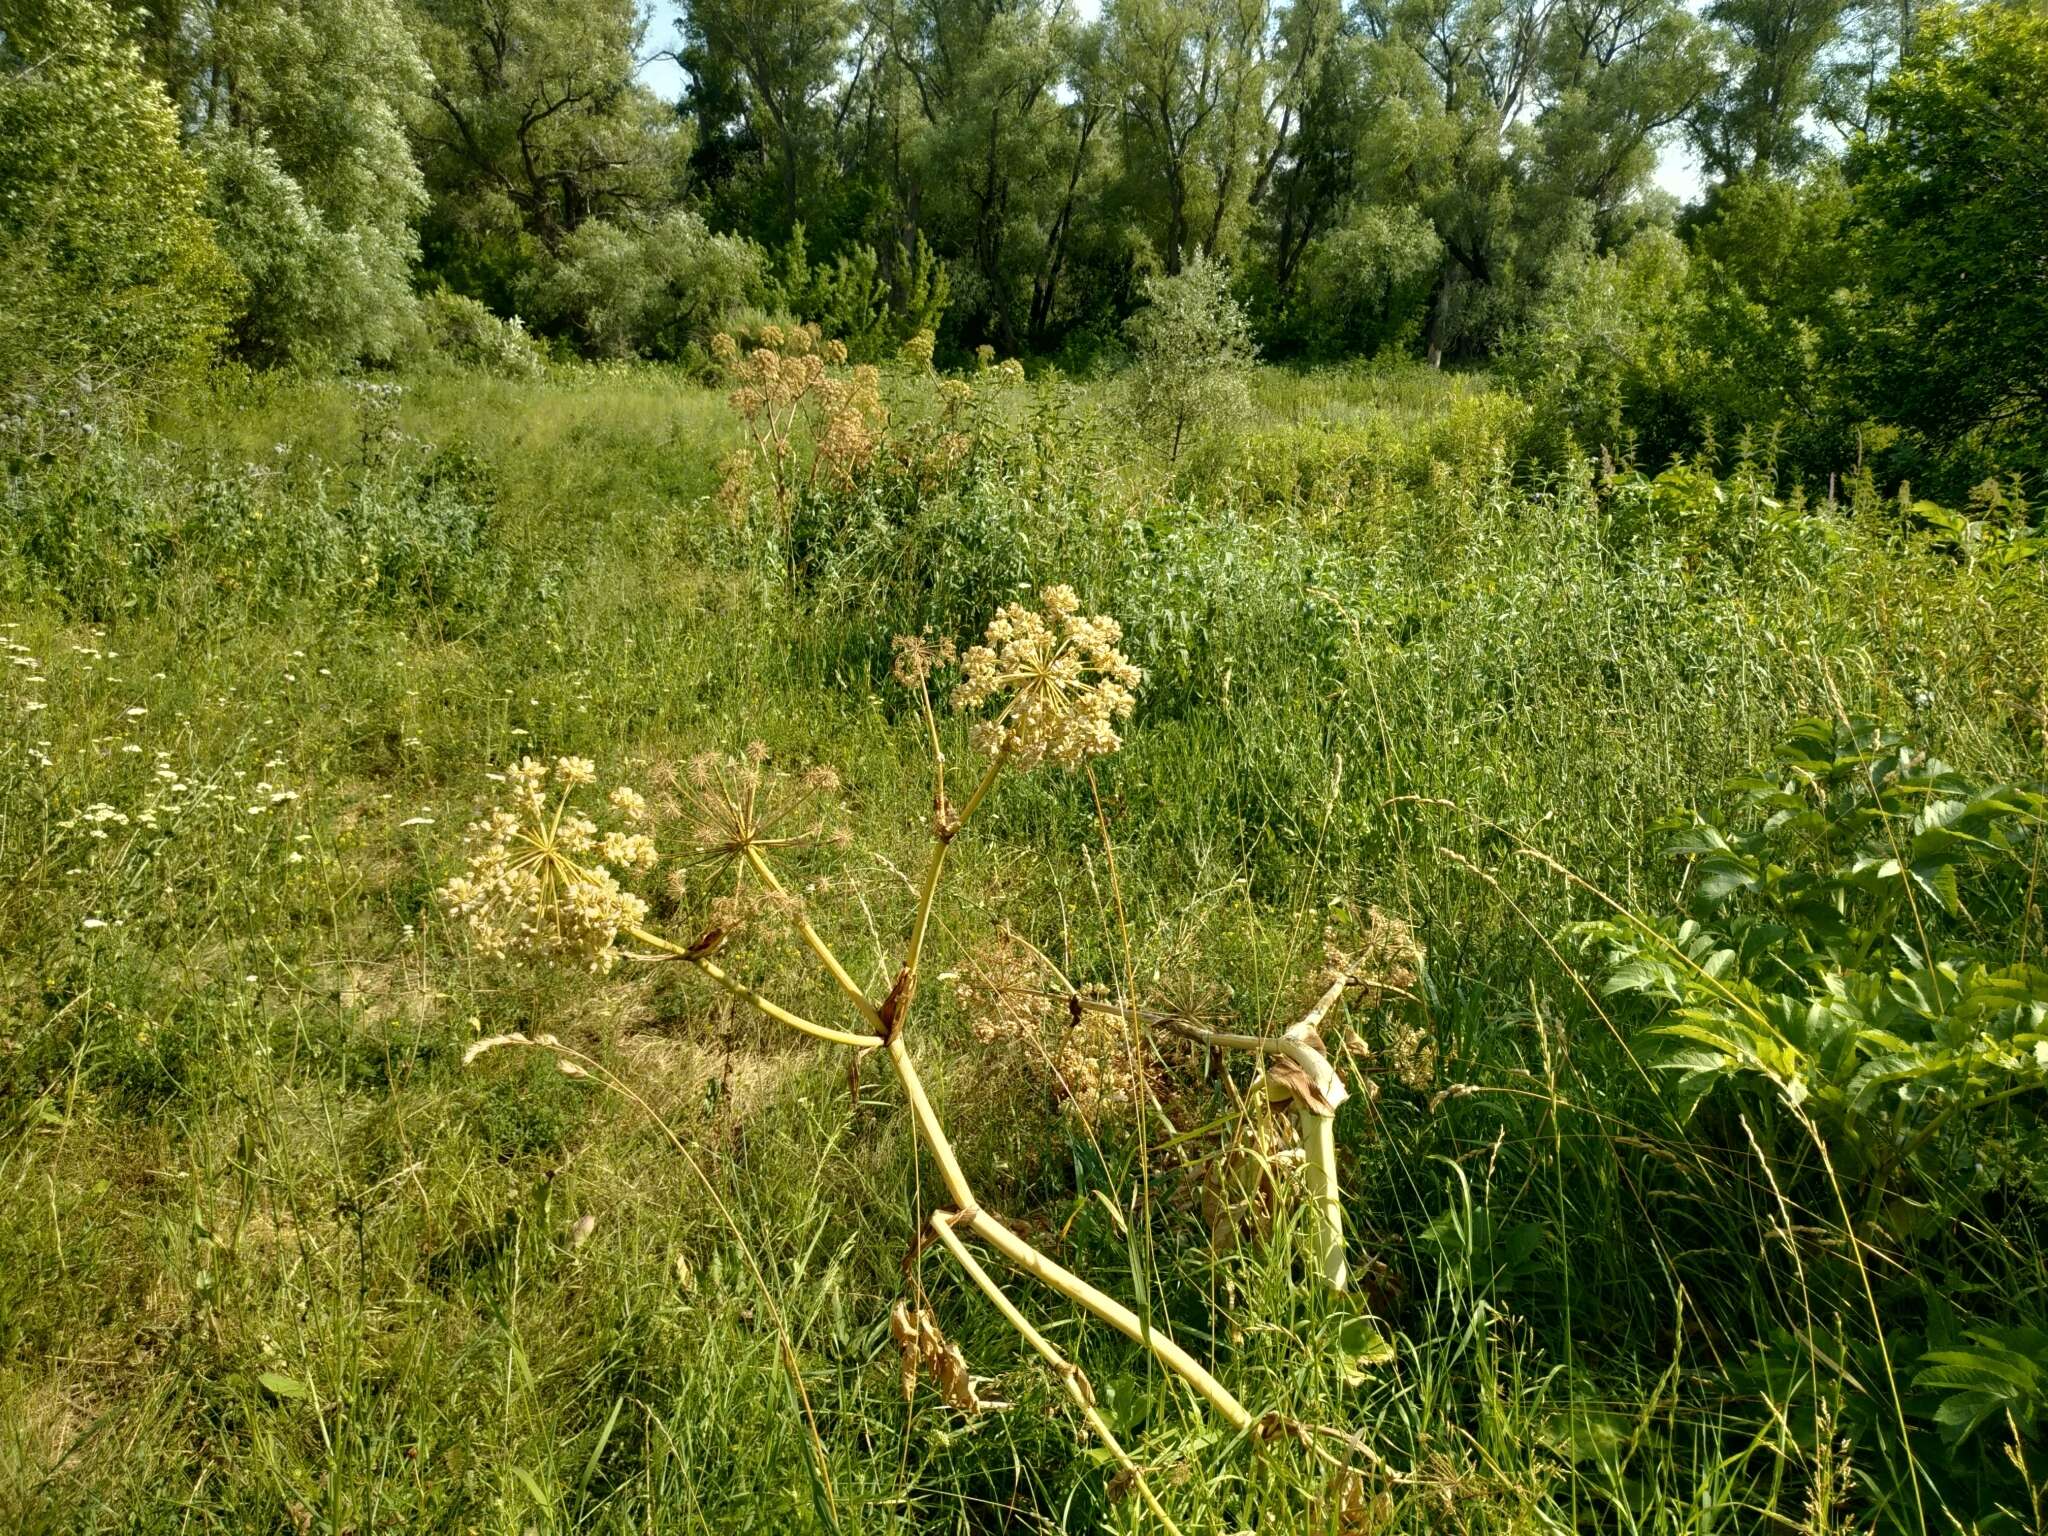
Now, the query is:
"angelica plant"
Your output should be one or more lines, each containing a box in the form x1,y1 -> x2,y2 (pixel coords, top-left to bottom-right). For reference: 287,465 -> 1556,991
437,586 -> 1388,1467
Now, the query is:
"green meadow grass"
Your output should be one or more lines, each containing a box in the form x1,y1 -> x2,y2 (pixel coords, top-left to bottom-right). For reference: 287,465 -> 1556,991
2,363 -> 2044,1531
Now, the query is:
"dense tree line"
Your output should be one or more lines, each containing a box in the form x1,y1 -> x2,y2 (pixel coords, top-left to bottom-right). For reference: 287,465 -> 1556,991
2,0 -> 2044,488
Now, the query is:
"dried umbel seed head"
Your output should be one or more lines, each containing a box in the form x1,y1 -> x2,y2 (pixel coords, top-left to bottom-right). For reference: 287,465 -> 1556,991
1383,1018 -> 1438,1092
816,406 -> 876,488
678,746 -> 848,881
822,338 -> 848,366
952,933 -> 1054,1047
729,346 -> 829,420
1317,906 -> 1424,1005
438,757 -> 658,975
1147,971 -> 1232,1031
709,331 -> 740,367
890,632 -> 958,691
952,586 -> 1142,769
1052,1005 -> 1149,1129
900,329 -> 936,370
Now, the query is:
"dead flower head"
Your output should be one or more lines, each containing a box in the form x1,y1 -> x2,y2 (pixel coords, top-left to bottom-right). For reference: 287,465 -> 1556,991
679,745 -> 848,883
890,632 -> 958,691
953,932 -> 1054,1048
951,586 -> 1142,769
1318,906 -> 1424,1005
438,757 -> 659,974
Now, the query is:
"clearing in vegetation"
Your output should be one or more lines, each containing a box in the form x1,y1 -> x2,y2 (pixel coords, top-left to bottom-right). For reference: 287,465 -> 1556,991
3,357 -> 2045,1532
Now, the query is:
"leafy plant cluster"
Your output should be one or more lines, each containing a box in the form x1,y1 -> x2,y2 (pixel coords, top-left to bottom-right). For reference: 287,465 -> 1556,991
0,385 -> 519,628
1583,716 -> 2048,1480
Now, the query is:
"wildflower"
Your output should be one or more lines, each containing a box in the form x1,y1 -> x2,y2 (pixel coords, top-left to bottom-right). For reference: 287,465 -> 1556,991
890,632 -> 958,690
951,587 -> 1142,768
677,748 -> 845,881
438,758 -> 657,975
900,330 -> 936,370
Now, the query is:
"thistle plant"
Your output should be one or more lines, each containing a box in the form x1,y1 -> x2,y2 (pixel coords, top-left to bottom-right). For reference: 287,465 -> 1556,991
438,586 -> 1394,1463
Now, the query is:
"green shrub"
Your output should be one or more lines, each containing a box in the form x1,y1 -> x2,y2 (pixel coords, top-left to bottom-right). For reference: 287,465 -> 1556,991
1123,255 -> 1257,463
1583,716 -> 2048,1197
188,0 -> 429,368
1270,203 -> 1441,361
0,384 -> 516,627
420,289 -> 547,378
766,223 -> 950,361
0,0 -> 237,405
530,211 -> 764,359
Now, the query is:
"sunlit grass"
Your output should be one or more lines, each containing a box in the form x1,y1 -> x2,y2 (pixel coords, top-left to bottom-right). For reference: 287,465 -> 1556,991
3,362 -> 2044,1531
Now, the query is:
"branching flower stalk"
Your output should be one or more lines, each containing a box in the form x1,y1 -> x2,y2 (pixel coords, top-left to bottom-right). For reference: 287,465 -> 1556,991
442,589 -> 1286,1451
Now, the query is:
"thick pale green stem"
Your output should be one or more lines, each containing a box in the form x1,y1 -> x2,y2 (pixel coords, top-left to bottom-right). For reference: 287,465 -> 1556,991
1299,1108 -> 1347,1293
890,1034 -> 1248,1428
927,1212 -> 1186,1536
964,1208 -> 1252,1430
624,923 -> 881,1050
901,753 -> 1007,991
742,846 -> 886,1033
887,1035 -> 976,1210
695,956 -> 883,1049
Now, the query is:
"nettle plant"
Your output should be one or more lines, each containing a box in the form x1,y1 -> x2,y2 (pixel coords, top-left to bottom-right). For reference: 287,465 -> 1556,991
1579,716 -> 2048,1205
438,588 -> 1392,1478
